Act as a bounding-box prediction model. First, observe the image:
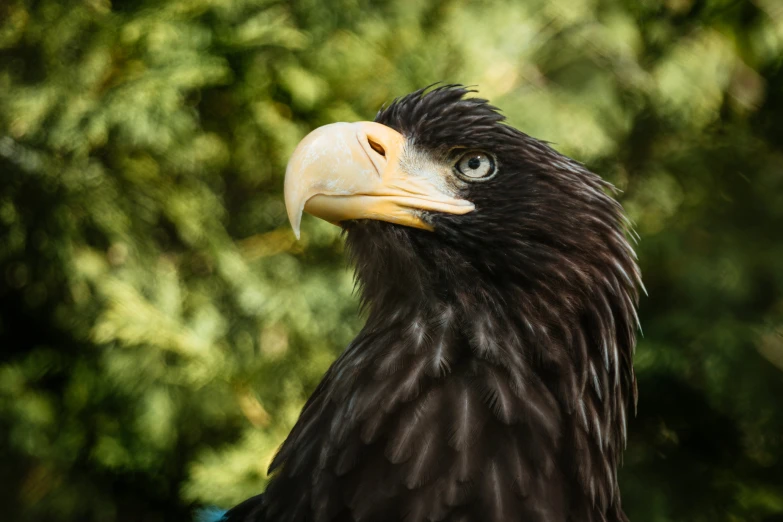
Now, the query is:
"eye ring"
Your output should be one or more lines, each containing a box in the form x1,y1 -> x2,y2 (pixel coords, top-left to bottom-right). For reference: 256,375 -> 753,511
453,150 -> 497,181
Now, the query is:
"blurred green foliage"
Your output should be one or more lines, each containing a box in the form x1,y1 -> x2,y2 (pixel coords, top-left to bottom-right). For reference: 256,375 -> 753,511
1,0 -> 783,520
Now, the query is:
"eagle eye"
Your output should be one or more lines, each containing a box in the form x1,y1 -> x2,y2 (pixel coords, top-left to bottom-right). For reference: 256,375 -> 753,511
454,151 -> 496,180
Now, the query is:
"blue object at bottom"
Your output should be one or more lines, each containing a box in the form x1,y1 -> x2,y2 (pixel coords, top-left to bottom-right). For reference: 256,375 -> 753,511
194,506 -> 227,522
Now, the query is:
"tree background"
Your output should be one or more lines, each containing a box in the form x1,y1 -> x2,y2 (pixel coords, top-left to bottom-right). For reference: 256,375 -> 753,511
1,0 -> 783,520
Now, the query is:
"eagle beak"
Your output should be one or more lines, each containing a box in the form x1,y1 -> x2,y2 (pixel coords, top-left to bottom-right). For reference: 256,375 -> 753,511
284,121 -> 474,238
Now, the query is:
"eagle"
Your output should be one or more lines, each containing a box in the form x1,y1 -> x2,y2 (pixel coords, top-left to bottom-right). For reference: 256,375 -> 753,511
216,85 -> 642,522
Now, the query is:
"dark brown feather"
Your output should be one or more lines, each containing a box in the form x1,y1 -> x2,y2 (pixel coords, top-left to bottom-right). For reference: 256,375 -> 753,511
222,85 -> 641,522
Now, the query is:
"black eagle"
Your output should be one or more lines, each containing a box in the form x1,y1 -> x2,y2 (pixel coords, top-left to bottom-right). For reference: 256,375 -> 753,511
219,85 -> 642,522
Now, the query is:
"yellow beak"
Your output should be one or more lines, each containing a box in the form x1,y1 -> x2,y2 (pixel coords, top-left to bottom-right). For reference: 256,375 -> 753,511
284,121 -> 475,238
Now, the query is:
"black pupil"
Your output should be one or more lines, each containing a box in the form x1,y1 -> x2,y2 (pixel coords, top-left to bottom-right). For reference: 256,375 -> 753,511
467,157 -> 482,170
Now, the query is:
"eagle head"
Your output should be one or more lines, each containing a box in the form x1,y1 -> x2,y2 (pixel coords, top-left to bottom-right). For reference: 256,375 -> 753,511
266,85 -> 642,522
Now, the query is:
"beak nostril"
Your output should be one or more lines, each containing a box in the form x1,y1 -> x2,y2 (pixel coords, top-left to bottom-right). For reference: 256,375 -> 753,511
367,138 -> 386,157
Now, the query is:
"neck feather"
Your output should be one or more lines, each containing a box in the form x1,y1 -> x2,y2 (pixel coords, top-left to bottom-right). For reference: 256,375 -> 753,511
262,224 -> 638,521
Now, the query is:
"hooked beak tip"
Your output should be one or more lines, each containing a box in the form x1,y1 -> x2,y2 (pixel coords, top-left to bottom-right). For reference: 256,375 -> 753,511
288,210 -> 302,240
